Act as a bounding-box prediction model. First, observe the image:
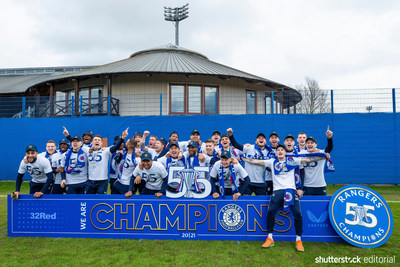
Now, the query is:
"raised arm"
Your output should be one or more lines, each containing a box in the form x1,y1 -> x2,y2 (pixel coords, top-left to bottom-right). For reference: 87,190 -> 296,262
110,127 -> 129,153
227,128 -> 244,151
242,157 -> 266,166
300,155 -> 327,164
324,126 -> 333,153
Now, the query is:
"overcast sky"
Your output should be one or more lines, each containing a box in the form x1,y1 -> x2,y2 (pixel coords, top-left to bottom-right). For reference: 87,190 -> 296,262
1,0 -> 399,89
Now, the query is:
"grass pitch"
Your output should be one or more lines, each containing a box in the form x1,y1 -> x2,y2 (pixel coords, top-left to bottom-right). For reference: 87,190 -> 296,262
0,182 -> 398,266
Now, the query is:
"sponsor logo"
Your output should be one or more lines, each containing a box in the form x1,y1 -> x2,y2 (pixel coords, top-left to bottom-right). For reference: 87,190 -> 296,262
329,185 -> 393,248
218,204 -> 245,231
307,210 -> 329,228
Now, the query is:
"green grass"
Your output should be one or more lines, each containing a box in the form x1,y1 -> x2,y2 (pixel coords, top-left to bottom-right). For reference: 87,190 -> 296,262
0,182 -> 399,266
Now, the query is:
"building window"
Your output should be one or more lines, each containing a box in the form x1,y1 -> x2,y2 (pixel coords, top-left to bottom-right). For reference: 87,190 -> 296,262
169,84 -> 218,114
265,95 -> 272,114
246,90 -> 256,114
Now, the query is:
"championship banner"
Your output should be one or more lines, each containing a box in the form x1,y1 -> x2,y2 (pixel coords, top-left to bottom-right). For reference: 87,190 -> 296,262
8,195 -> 341,242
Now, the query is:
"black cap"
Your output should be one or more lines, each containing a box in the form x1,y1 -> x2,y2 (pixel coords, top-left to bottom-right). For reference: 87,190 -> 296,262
188,141 -> 198,148
134,131 -> 143,137
71,135 -> 82,141
284,134 -> 295,141
82,131 -> 94,137
169,131 -> 179,137
221,134 -> 229,139
220,150 -> 231,158
257,133 -> 266,139
59,139 -> 70,145
141,152 -> 152,161
169,142 -> 179,149
306,136 -> 317,143
159,137 -> 168,146
276,144 -> 285,150
270,132 -> 279,138
25,144 -> 37,152
212,130 -> 221,136
191,129 -> 200,135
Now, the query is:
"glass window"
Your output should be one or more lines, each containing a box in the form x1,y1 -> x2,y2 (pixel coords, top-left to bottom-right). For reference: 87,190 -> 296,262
91,87 -> 103,113
247,91 -> 256,114
171,85 -> 185,113
265,96 -> 272,114
55,91 -> 66,115
188,86 -> 201,113
205,86 -> 217,114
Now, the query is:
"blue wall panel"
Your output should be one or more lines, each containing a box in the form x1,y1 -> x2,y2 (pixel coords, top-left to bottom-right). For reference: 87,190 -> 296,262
1,113 -> 399,184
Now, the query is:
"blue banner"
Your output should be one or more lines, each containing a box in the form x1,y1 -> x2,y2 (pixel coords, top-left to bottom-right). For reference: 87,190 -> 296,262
8,195 -> 341,242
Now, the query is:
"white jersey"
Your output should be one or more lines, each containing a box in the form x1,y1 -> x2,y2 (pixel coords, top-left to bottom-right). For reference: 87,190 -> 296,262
146,148 -> 161,161
38,152 -> 54,167
119,153 -> 141,185
110,151 -> 123,179
299,150 -> 327,187
51,151 -> 65,184
62,150 -> 88,185
18,156 -> 52,183
83,146 -> 112,181
133,161 -> 168,191
241,145 -> 271,183
158,156 -> 186,189
210,162 -> 248,189
264,157 -> 302,191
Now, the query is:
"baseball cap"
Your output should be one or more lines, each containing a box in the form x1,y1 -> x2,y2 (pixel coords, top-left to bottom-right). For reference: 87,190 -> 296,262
306,136 -> 317,143
187,141 -> 198,148
190,129 -> 200,135
71,135 -> 82,141
270,132 -> 279,138
257,133 -> 266,139
82,131 -> 94,137
284,134 -> 295,141
25,144 -> 37,152
169,142 -> 179,149
276,144 -> 285,150
141,152 -> 152,161
59,139 -> 70,145
134,131 -> 143,137
220,150 -> 231,159
159,137 -> 168,146
212,130 -> 221,136
169,131 -> 179,137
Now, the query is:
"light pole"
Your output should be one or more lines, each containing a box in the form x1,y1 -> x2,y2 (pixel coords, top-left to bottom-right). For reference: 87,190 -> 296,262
164,4 -> 189,46
366,106 -> 373,113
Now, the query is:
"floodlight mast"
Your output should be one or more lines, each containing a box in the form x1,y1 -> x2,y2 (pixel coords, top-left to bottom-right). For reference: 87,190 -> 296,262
164,3 -> 189,46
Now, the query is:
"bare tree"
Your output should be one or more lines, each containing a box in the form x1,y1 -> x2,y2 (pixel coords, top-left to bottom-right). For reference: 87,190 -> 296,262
296,77 -> 330,114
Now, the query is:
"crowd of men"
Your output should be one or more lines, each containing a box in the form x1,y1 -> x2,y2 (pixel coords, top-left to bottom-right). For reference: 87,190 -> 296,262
14,125 -> 334,251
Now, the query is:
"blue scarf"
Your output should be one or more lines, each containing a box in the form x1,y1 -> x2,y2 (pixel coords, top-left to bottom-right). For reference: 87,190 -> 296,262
188,154 -> 200,169
44,151 -> 53,166
218,163 -> 239,198
324,158 -> 335,173
254,144 -> 267,159
283,189 -> 295,211
286,152 -> 333,174
273,157 -> 299,175
64,148 -> 86,174
166,156 -> 186,172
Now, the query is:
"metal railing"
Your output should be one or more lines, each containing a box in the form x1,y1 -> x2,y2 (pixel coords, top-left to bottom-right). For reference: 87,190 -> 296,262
0,88 -> 398,118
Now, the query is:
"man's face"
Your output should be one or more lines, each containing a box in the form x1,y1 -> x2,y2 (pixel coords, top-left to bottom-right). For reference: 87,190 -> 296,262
255,136 -> 266,147
188,146 -> 198,157
82,134 -> 92,144
191,133 -> 200,142
59,143 -> 69,153
134,135 -> 142,143
142,160 -> 152,170
46,143 -> 56,155
71,140 -> 81,150
212,133 -> 220,144
306,140 -> 317,152
169,146 -> 180,158
221,136 -> 230,148
92,137 -> 102,149
26,151 -> 38,163
205,142 -> 215,155
276,147 -> 286,159
269,135 -> 280,147
148,137 -> 157,148
297,134 -> 307,146
284,138 -> 295,151
155,140 -> 164,152
169,134 -> 178,143
221,157 -> 230,168
119,142 -> 125,150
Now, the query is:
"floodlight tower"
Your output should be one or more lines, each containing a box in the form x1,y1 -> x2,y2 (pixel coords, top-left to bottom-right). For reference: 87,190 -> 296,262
164,3 -> 189,46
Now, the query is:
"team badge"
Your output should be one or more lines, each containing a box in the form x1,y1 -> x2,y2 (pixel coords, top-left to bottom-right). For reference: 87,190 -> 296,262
329,185 -> 393,248
218,204 -> 245,231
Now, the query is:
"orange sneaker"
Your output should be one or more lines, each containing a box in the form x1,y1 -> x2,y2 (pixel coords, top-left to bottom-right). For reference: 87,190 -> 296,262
296,240 -> 304,252
262,237 -> 275,248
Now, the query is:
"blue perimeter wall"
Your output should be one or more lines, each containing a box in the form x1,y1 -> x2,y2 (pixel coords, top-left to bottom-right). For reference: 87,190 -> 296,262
1,113 -> 399,184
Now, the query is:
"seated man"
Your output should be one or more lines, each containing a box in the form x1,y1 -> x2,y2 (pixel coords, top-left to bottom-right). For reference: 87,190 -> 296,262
210,151 -> 249,201
14,144 -> 53,199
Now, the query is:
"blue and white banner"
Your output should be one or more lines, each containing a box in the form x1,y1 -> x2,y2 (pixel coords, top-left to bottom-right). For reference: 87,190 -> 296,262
8,195 -> 341,242
329,185 -> 393,248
